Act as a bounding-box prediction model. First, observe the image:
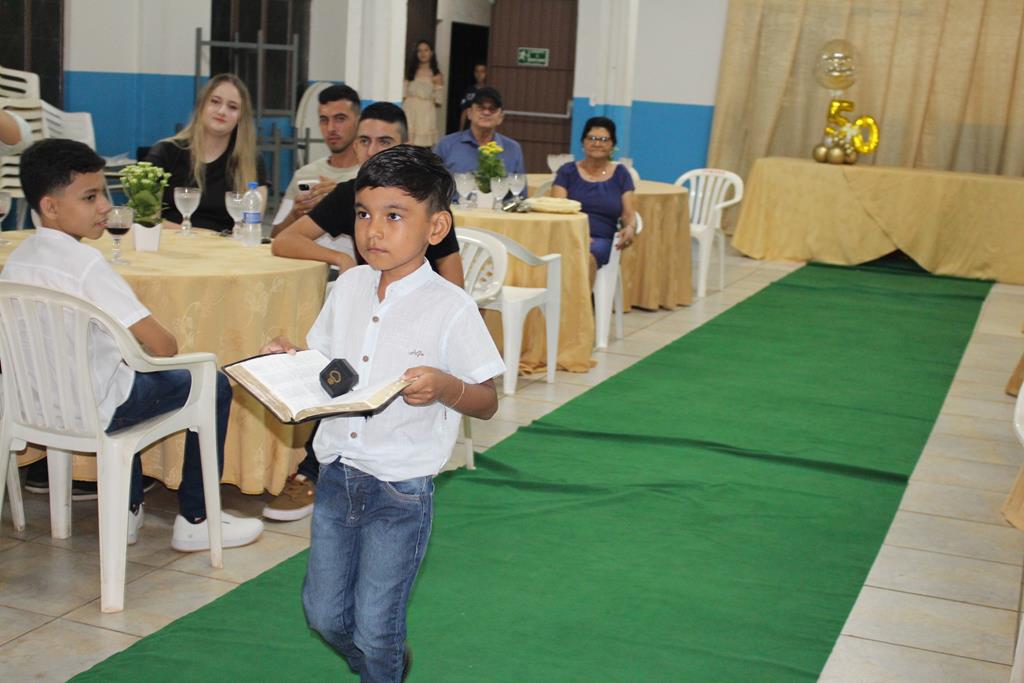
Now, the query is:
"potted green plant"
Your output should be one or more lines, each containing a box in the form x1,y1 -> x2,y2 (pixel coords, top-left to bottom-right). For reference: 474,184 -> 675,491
118,162 -> 171,251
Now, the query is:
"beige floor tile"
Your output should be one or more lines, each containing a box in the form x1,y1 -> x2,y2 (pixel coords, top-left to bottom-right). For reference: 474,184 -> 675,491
954,365 -> 1022,388
0,605 -> 51,646
642,315 -> 707,337
465,417 -> 522,449
932,414 -> 1016,443
923,432 -> 1023,467
554,352 -> 640,387
64,568 -> 238,637
0,618 -> 138,681
493,396 -> 560,425
840,586 -> 1016,664
163,529 -> 307,583
600,333 -> 675,357
910,452 -> 1019,494
866,545 -> 1020,609
947,378 -> 1017,403
899,480 -> 1010,527
0,491 -> 53,544
959,347 -> 1022,373
819,635 -> 1011,683
0,542 -> 154,617
940,396 -> 1015,422
514,379 -> 591,404
884,511 -> 1024,565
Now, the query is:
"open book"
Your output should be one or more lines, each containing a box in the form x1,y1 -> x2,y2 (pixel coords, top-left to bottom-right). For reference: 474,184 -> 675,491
225,349 -> 411,424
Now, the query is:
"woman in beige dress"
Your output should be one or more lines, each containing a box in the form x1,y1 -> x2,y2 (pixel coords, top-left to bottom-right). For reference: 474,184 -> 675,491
403,40 -> 445,147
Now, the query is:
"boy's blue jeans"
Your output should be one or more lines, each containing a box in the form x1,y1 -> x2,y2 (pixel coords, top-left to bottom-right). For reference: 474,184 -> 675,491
107,369 -> 232,520
303,460 -> 433,683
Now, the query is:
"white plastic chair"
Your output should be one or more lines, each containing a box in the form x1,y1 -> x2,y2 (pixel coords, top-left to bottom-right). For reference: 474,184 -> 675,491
673,168 -> 744,298
295,82 -> 334,167
459,227 -> 561,395
455,229 -> 510,468
0,65 -> 41,99
593,212 -> 644,349
534,179 -> 553,198
40,100 -> 96,149
0,283 -> 224,613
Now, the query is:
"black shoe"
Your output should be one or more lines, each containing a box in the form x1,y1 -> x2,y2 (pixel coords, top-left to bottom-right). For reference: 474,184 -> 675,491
402,644 -> 412,682
23,473 -> 157,501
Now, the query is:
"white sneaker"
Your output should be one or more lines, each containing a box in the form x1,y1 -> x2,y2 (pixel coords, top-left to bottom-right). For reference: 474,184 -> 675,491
127,505 -> 144,546
171,512 -> 264,553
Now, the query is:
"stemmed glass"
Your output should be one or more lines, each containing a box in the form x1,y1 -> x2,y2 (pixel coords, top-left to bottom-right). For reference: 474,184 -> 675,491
173,187 -> 200,238
0,192 -> 12,246
225,191 -> 244,239
507,173 -> 526,199
454,173 -> 476,206
106,206 -> 134,265
489,176 -> 510,210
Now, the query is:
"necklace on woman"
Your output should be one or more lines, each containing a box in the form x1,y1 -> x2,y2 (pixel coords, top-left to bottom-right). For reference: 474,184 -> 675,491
580,161 -> 610,179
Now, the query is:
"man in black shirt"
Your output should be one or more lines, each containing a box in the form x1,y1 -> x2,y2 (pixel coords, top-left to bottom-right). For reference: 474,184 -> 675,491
271,102 -> 463,286
264,103 -> 465,521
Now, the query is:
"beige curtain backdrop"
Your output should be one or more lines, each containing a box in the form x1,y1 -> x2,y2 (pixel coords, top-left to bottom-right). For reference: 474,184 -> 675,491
708,0 -> 1024,182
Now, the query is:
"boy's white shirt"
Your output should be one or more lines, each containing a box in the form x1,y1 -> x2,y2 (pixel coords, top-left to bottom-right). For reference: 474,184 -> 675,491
0,227 -> 150,427
307,260 -> 505,481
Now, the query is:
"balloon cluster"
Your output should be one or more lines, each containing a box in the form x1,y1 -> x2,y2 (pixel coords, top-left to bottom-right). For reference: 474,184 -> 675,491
811,40 -> 879,164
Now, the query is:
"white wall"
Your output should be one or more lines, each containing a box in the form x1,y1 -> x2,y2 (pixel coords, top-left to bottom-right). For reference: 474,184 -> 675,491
309,0 -> 349,82
633,0 -> 728,106
65,0 -> 211,75
344,0 -> 406,102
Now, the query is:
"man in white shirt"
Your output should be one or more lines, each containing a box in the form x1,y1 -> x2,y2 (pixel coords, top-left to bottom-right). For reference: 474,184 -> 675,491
3,138 -> 263,551
271,84 -> 362,235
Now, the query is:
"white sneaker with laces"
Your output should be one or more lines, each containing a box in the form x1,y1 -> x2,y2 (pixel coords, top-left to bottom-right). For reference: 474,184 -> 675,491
127,505 -> 144,546
171,512 -> 264,552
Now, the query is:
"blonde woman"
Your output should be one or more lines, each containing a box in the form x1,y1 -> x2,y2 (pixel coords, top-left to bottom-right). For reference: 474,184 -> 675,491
146,73 -> 267,232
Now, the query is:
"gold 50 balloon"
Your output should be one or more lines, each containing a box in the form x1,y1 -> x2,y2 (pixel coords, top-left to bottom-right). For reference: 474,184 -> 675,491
813,99 -> 879,164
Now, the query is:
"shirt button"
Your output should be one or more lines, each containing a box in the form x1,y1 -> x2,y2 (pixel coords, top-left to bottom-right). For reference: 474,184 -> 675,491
350,432 -> 358,439
362,355 -> 369,362
372,316 -> 380,323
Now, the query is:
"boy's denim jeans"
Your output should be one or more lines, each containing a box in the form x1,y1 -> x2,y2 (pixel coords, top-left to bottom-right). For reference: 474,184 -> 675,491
106,369 -> 232,519
303,460 -> 433,683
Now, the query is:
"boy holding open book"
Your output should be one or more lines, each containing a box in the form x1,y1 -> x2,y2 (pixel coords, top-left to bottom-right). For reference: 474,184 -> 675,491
261,145 -> 503,681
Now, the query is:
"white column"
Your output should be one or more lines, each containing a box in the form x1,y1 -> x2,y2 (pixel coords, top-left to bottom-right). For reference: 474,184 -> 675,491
344,0 -> 407,103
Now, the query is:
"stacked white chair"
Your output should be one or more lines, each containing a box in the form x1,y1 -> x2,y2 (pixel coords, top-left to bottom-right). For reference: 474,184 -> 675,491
458,227 -> 561,396
0,65 -> 40,99
673,168 -> 744,298
294,81 -> 334,166
593,212 -> 644,349
0,283 -> 225,612
455,229 -> 509,468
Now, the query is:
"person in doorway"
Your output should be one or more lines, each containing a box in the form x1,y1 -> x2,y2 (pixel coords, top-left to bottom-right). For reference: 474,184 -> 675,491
458,63 -> 487,130
272,84 -> 362,235
402,39 -> 445,147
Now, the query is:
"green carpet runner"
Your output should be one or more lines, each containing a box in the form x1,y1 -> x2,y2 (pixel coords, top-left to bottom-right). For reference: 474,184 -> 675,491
75,262 -> 990,682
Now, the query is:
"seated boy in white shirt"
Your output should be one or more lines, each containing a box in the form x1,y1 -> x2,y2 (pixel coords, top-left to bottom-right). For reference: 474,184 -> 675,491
262,145 -> 504,682
3,138 -> 263,551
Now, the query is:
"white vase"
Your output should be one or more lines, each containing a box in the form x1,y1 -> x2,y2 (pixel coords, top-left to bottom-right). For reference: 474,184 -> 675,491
131,223 -> 161,252
474,191 -> 495,210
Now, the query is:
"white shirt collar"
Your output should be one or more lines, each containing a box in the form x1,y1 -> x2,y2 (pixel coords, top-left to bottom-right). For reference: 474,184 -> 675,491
374,259 -> 435,302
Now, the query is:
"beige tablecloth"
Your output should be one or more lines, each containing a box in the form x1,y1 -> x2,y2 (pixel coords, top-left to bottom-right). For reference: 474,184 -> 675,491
527,173 -> 693,310
5,229 -> 326,495
732,157 -> 1024,284
452,208 -> 594,373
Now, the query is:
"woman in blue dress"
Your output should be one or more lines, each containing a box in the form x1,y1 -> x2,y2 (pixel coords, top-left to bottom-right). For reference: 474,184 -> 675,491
551,116 -> 637,283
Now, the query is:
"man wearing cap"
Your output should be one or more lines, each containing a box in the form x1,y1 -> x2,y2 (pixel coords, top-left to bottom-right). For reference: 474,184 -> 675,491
433,86 -> 526,175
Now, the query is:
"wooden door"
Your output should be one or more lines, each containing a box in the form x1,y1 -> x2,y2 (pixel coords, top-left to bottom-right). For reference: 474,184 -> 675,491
487,0 -> 576,172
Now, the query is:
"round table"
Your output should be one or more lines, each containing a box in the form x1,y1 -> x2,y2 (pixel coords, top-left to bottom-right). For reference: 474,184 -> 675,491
527,173 -> 693,310
4,228 -> 327,495
452,208 -> 594,373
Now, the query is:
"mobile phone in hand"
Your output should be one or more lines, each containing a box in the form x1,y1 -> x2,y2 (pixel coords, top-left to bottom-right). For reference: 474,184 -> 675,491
297,180 -> 314,193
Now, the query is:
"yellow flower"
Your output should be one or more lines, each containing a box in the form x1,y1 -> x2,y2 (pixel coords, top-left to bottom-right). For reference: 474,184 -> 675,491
480,141 -> 504,155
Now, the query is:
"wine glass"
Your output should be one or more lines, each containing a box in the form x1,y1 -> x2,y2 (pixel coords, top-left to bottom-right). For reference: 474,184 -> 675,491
0,192 -> 12,246
454,173 -> 476,205
106,206 -> 134,265
546,154 -> 562,173
507,172 -> 526,199
489,176 -> 510,210
173,187 -> 200,237
225,191 -> 244,239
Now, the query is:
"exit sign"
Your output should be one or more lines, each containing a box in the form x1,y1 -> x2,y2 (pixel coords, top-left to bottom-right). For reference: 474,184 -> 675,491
517,47 -> 549,67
